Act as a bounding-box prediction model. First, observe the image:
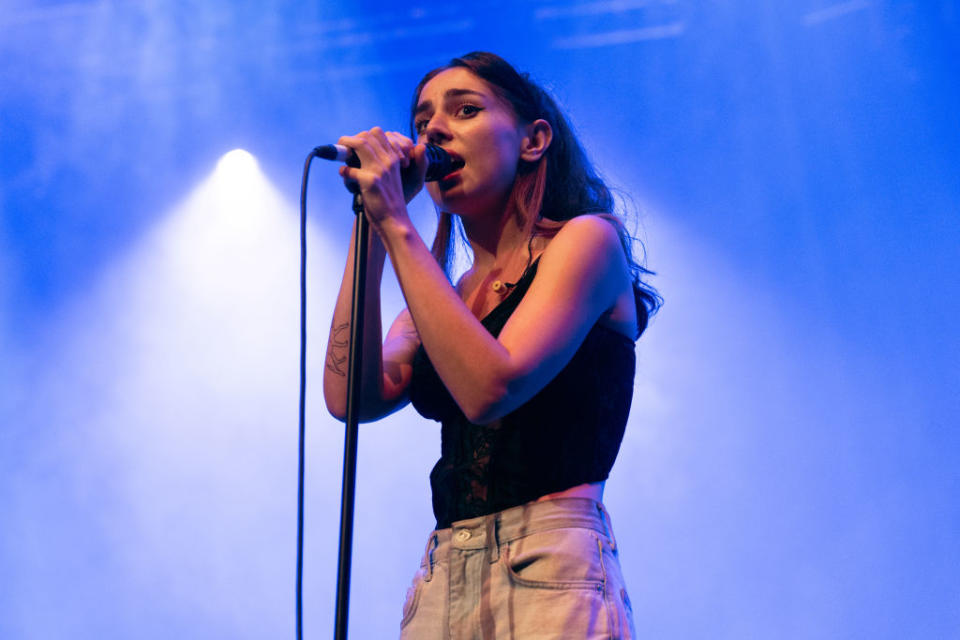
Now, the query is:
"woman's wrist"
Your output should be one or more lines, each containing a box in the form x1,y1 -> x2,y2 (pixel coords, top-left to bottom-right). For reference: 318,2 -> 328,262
367,225 -> 388,263
376,214 -> 418,251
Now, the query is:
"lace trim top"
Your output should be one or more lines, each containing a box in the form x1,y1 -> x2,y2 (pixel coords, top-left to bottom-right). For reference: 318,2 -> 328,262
410,258 -> 637,529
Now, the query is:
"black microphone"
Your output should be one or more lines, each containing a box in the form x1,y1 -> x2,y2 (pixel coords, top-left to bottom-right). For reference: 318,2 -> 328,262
313,143 -> 460,182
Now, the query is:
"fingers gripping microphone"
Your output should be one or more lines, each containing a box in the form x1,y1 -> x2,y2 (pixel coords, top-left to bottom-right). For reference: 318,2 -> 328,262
313,143 -> 459,182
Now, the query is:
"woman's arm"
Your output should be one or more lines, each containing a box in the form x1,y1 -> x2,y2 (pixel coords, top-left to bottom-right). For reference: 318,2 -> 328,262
322,220 -> 418,422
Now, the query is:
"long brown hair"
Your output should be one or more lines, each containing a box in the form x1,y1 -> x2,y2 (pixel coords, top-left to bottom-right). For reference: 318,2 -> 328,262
410,52 -> 661,336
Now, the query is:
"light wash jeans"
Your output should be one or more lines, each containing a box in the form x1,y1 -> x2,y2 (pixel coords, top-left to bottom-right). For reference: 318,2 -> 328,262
400,497 -> 636,639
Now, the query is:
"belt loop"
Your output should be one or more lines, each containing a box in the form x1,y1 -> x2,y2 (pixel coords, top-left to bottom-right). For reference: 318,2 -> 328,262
424,532 -> 438,582
486,515 -> 500,564
597,502 -> 617,551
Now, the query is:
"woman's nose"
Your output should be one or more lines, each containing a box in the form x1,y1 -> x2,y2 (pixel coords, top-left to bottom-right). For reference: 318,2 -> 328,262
423,115 -> 451,144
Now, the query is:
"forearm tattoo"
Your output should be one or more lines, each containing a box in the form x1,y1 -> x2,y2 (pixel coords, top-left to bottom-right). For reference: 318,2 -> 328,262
326,322 -> 349,377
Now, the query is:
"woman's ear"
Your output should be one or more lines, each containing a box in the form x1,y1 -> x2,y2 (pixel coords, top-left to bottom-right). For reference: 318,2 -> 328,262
519,119 -> 553,162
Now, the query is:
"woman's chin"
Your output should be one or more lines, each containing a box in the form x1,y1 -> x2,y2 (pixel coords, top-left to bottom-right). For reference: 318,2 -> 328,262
434,173 -> 463,197
432,188 -> 468,212
429,182 -> 509,220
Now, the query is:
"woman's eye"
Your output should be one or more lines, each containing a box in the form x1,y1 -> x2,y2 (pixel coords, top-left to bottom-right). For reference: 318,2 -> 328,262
414,120 -> 428,134
457,104 -> 482,118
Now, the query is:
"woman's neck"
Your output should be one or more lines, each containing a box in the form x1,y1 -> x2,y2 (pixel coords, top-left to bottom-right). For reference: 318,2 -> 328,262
462,206 -> 534,272
457,207 -> 539,320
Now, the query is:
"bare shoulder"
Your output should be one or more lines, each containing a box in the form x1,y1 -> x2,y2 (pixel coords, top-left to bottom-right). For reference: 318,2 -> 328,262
535,214 -> 635,334
539,214 -> 627,274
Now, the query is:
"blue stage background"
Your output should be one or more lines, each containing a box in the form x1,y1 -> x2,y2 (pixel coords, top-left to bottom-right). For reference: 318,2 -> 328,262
2,1 -> 958,638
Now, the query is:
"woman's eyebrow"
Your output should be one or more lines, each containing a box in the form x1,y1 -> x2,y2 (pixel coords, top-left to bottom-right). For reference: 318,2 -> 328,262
415,88 -> 486,116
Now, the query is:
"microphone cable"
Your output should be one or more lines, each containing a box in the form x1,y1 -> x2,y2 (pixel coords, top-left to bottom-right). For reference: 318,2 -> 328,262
296,148 -> 319,640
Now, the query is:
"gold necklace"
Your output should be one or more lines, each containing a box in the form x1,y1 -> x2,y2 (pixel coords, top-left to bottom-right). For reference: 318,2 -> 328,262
487,233 -> 538,296
491,279 -> 510,294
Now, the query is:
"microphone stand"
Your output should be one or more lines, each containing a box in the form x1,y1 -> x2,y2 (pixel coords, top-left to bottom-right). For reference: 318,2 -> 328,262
324,146 -> 450,638
334,190 -> 368,640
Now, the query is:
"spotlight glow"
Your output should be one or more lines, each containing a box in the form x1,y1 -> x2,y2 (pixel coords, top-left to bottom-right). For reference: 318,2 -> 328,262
216,148 -> 258,177
207,149 -> 269,227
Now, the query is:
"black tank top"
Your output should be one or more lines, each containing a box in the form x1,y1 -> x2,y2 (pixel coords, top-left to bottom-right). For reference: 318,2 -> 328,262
410,258 -> 637,529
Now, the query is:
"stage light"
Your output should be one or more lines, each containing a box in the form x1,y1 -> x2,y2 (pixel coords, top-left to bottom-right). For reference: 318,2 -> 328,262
216,148 -> 258,178
204,148 -> 270,233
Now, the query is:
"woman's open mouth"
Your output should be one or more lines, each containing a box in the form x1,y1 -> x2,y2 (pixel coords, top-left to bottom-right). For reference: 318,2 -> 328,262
440,155 -> 465,182
441,149 -> 466,180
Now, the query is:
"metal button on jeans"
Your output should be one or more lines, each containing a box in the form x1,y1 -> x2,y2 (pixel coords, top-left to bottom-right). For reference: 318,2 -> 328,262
455,529 -> 471,542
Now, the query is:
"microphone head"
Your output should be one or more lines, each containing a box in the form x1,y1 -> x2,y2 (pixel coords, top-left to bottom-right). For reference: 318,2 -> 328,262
424,144 -> 458,182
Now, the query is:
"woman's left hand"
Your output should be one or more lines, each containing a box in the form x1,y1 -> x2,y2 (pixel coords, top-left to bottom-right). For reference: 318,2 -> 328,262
337,127 -> 428,231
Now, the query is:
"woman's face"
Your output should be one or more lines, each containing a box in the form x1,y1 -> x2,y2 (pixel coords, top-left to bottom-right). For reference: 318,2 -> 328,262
414,67 -> 526,219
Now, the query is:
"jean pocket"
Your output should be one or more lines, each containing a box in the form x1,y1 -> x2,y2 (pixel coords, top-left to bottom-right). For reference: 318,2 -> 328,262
400,566 -> 425,630
502,527 -> 605,590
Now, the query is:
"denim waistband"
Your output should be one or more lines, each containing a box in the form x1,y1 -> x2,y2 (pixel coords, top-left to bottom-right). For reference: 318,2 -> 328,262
419,498 -> 617,580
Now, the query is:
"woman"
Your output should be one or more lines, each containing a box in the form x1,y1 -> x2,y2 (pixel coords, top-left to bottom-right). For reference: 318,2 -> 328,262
323,52 -> 659,639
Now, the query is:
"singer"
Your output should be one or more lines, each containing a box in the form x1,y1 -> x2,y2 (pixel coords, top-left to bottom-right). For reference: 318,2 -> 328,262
323,52 -> 659,639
